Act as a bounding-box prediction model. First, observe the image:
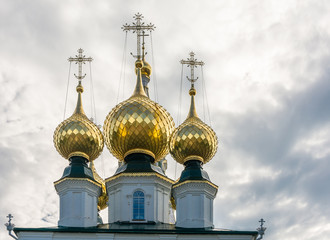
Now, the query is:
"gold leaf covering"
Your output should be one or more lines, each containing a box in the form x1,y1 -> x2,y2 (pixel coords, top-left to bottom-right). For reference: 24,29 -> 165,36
169,88 -> 218,164
104,61 -> 175,162
53,87 -> 104,161
136,59 -> 152,79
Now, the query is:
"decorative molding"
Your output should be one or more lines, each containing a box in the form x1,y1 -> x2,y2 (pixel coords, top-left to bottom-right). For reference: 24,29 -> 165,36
173,181 -> 218,199
54,178 -> 101,196
173,180 -> 218,189
105,172 -> 174,185
54,177 -> 101,188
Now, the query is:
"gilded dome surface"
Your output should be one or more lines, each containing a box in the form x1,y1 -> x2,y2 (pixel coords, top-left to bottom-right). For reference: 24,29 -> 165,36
141,59 -> 151,78
169,88 -> 218,164
135,59 -> 151,78
54,86 -> 104,161
104,61 -> 175,162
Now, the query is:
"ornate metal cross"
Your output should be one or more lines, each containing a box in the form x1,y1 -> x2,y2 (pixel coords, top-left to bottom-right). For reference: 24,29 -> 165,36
122,13 -> 155,59
259,218 -> 265,227
68,48 -> 93,82
5,213 -> 18,240
6,214 -> 13,223
257,218 -> 267,240
180,52 -> 204,88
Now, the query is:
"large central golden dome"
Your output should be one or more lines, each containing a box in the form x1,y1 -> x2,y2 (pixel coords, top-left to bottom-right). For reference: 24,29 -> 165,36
103,60 -> 175,162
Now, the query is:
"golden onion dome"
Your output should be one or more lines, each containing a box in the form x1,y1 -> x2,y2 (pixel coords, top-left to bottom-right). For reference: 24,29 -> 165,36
53,84 -> 104,161
141,59 -> 152,78
103,60 -> 175,162
135,59 -> 152,78
169,87 -> 218,164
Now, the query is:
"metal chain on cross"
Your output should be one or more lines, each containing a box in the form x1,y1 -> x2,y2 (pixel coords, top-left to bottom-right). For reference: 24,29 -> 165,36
180,52 -> 204,89
122,13 -> 155,60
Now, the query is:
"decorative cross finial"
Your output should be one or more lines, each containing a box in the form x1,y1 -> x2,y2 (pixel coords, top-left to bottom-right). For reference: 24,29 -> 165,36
256,218 -> 267,240
259,218 -> 265,227
5,214 -> 18,240
68,48 -> 93,83
122,13 -> 155,59
180,52 -> 204,89
6,214 -> 13,223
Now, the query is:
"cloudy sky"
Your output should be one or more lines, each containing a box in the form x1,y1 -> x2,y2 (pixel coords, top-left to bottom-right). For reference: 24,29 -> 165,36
1,0 -> 330,239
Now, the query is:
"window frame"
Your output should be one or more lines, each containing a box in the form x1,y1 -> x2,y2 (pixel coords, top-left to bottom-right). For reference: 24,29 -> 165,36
132,190 -> 146,221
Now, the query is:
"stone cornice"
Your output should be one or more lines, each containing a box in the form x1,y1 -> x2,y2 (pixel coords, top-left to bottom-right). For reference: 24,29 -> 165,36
172,180 -> 218,197
54,177 -> 101,195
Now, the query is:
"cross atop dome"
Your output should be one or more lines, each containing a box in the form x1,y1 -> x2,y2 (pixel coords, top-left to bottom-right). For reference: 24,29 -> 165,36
6,214 -> 13,221
180,52 -> 204,88
122,13 -> 155,59
68,48 -> 93,81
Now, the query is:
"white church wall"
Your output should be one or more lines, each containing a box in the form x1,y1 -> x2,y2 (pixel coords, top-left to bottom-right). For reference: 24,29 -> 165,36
173,181 -> 217,228
55,179 -> 101,227
106,175 -> 172,223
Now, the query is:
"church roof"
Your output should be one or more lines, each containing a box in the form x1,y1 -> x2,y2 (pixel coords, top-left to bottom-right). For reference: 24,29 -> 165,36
14,222 -> 258,236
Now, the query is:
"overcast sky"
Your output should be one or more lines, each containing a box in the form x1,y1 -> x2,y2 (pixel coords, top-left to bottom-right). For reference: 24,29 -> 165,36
1,0 -> 330,239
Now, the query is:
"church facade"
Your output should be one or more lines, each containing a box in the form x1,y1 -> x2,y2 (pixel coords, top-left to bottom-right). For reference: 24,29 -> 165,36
12,14 -> 258,240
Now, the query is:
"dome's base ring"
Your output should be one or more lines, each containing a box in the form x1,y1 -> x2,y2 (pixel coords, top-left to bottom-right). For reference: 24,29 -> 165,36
124,148 -> 155,161
183,155 -> 204,164
68,151 -> 90,161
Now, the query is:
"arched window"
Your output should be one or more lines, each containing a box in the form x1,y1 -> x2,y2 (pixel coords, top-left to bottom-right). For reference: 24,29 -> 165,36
133,190 -> 145,220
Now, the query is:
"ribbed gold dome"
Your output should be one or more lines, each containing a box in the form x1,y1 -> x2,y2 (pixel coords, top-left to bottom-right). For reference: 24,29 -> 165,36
169,88 -> 218,164
54,85 -> 104,161
104,60 -> 175,162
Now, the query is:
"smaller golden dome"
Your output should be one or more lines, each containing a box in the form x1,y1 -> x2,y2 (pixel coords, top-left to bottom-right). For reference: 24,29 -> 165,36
54,84 -> 104,161
169,88 -> 218,164
90,161 -> 108,210
141,59 -> 152,78
135,59 -> 152,79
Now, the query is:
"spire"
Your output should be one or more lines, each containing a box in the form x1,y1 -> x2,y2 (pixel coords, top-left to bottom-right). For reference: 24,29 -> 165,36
131,60 -> 148,97
68,48 -> 93,116
122,13 -> 155,59
73,83 -> 85,115
187,88 -> 198,118
180,52 -> 204,119
123,14 -> 154,97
